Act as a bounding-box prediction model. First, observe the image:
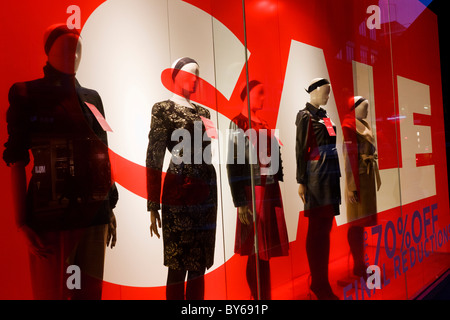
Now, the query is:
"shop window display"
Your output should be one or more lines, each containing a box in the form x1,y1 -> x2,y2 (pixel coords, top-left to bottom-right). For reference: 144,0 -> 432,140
0,0 -> 449,302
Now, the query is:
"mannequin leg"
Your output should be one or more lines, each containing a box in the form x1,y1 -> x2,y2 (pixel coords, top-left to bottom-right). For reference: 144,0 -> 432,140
28,230 -> 65,299
166,268 -> 186,300
70,224 -> 108,300
166,267 -> 207,300
246,254 -> 258,299
186,268 -> 206,300
259,259 -> 272,300
246,255 -> 272,300
306,214 -> 337,300
347,225 -> 366,278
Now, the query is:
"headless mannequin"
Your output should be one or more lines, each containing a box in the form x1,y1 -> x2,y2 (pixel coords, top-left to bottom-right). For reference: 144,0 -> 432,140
149,58 -> 206,300
298,78 -> 338,300
11,25 -> 83,257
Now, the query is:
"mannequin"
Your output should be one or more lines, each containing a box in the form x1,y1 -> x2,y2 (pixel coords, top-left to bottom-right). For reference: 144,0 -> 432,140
9,23 -> 84,260
44,24 -> 82,75
297,78 -> 332,204
295,78 -> 341,300
168,57 -> 199,109
4,24 -> 117,299
227,80 -> 289,300
147,57 -> 217,300
342,96 -> 381,279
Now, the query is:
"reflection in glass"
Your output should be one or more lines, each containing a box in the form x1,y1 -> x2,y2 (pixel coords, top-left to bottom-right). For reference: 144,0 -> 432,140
227,80 -> 289,300
342,96 -> 381,280
3,24 -> 118,300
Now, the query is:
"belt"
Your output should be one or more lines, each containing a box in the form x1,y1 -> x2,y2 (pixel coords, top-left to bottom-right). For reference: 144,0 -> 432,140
361,153 -> 381,191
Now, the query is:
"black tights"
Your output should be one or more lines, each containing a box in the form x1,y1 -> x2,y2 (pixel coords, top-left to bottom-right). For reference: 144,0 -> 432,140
166,268 -> 206,300
246,254 -> 271,300
347,225 -> 366,277
306,215 -> 336,299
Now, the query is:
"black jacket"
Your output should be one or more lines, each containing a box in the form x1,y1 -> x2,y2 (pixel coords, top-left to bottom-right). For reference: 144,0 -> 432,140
226,113 -> 283,208
3,64 -> 118,231
295,103 -> 340,215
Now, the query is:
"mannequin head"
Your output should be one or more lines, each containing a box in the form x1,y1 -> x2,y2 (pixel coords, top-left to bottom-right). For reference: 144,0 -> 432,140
307,78 -> 331,108
351,96 -> 369,120
44,24 -> 82,75
241,80 -> 264,113
171,57 -> 199,98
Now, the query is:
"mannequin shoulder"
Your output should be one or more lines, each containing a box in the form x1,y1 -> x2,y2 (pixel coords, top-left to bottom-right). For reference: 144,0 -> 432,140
8,78 -> 46,100
6,79 -> 51,110
151,100 -> 174,116
77,86 -> 104,109
230,113 -> 249,131
194,104 -> 211,118
341,117 -> 355,130
8,82 -> 28,100
78,86 -> 101,100
295,108 -> 311,126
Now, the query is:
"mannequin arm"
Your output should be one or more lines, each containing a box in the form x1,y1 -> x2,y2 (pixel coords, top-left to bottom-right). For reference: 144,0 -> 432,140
146,103 -> 169,211
298,184 -> 306,204
237,205 -> 253,225
149,209 -> 161,238
226,123 -> 249,207
342,126 -> 359,204
10,162 -> 49,257
10,161 -> 27,229
347,190 -> 358,204
295,111 -> 311,186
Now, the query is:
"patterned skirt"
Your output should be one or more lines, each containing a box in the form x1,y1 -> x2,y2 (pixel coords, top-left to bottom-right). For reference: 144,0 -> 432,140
161,163 -> 217,271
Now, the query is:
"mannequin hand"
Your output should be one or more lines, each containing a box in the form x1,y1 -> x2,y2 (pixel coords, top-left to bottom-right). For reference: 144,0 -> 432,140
20,225 -> 51,258
107,212 -> 117,249
238,205 -> 253,225
347,191 -> 358,204
150,209 -> 161,238
298,184 -> 306,204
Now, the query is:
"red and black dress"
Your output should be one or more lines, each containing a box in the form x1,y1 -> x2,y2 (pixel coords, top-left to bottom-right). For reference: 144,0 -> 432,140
226,113 -> 289,261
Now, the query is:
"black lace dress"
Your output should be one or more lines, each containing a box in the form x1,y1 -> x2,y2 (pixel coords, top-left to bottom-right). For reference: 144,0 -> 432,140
146,100 -> 217,271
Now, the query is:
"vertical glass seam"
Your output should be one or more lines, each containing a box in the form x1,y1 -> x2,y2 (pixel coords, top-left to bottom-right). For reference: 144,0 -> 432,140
209,7 -> 229,300
241,0 -> 261,301
386,0 -> 408,299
